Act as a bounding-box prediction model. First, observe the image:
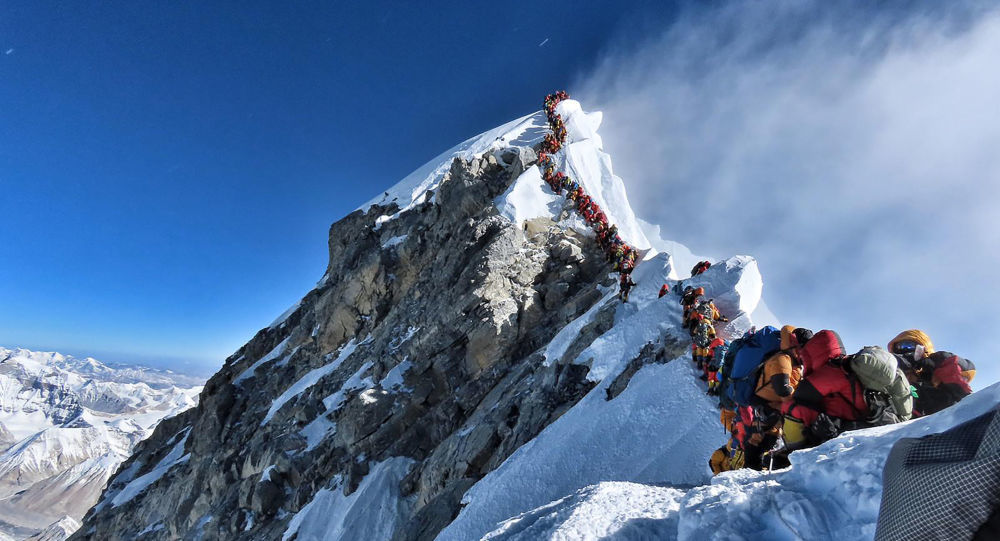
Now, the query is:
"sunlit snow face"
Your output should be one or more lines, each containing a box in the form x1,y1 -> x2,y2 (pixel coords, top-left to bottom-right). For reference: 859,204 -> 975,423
574,2 -> 1000,386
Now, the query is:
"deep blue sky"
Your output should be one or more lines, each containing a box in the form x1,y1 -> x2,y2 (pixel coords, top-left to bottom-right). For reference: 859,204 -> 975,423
1,1 -> 678,371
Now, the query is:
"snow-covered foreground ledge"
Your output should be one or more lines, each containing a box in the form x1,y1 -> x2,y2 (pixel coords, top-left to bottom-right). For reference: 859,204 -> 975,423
474,381 -> 1000,541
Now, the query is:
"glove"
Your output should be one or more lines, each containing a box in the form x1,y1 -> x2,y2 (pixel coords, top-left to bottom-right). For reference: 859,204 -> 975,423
810,413 -> 841,441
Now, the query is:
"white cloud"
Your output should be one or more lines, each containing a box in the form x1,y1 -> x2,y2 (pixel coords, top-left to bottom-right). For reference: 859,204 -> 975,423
574,2 -> 1000,385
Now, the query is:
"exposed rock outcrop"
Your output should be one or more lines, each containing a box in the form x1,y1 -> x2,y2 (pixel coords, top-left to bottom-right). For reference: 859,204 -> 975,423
73,146 -> 625,541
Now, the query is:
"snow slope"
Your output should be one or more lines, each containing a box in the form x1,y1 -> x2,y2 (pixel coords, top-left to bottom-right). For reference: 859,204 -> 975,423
282,458 -> 415,541
479,382 -> 1000,541
437,355 -> 726,541
440,101 -> 991,540
362,111 -> 549,221
167,98 -> 985,541
0,348 -> 202,539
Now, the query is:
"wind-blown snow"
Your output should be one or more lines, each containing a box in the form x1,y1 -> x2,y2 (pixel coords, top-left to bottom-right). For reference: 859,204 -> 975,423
381,235 -> 408,250
495,166 -> 565,226
482,482 -> 683,540
281,458 -> 415,541
322,361 -> 374,412
299,415 -> 336,453
380,358 -> 412,391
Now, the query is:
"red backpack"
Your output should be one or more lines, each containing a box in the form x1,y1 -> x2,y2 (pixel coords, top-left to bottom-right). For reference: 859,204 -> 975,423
798,330 -> 847,374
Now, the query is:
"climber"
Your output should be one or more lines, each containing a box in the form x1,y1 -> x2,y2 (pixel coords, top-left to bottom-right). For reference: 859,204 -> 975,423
595,211 -> 608,228
612,245 -> 625,271
690,313 -> 717,371
730,404 -> 783,471
754,326 -> 812,412
685,297 -> 727,335
735,326 -> 812,470
706,338 -> 728,395
709,439 -> 739,475
680,287 -> 704,329
888,330 -> 976,416
691,261 -> 711,276
781,330 -> 867,450
658,284 -> 670,298
618,272 -> 636,303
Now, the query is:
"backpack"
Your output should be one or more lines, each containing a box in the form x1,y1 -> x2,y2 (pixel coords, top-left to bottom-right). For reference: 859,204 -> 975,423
849,346 -> 914,423
694,300 -> 716,320
708,340 -> 729,372
724,326 -> 782,408
717,336 -> 747,409
692,320 -> 715,348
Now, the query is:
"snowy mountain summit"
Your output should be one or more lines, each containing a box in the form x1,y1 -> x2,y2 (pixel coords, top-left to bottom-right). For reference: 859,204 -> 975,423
73,98 -> 996,541
0,347 -> 202,540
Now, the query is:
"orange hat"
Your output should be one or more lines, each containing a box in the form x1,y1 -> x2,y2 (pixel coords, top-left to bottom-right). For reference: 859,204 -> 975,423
887,330 -> 935,355
780,325 -> 798,350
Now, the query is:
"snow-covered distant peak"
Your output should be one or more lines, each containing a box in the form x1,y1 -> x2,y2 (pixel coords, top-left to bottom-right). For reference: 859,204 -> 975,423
0,347 -> 203,538
0,347 -> 203,389
360,111 -> 549,217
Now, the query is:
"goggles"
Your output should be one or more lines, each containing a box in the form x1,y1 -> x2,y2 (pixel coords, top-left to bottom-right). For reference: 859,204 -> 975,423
892,340 -> 919,355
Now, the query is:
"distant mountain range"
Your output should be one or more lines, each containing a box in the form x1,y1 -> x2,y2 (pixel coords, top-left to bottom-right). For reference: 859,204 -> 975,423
0,347 -> 203,540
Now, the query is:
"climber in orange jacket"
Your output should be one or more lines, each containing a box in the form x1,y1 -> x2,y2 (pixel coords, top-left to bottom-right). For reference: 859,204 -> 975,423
754,326 -> 812,413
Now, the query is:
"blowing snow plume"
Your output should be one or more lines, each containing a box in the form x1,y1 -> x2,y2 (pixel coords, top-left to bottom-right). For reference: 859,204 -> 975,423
574,1 -> 1000,385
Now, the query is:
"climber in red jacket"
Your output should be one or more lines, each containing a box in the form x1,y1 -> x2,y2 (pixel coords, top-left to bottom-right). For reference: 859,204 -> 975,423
781,330 -> 867,449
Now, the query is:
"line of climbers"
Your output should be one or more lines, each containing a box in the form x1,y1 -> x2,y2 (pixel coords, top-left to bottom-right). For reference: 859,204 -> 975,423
538,91 -> 639,303
536,91 -> 978,483
703,325 -> 978,474
655,266 -> 977,474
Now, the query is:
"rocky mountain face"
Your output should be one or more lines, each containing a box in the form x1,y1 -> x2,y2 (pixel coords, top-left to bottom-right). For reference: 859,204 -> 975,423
0,348 -> 202,540
72,103 -> 763,540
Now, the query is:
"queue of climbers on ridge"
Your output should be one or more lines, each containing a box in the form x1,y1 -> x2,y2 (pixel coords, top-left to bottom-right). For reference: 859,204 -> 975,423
656,262 -> 977,474
537,91 -> 979,479
537,90 -> 979,484
662,271 -> 977,474
701,323 -> 977,475
539,91 -> 639,303
651,248 -> 978,474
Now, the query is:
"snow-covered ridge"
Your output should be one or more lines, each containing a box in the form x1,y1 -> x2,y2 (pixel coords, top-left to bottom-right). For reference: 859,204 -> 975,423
360,111 -> 549,219
0,347 -> 203,540
494,98 -> 650,252
73,94 -> 970,541
476,381 -> 1000,540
